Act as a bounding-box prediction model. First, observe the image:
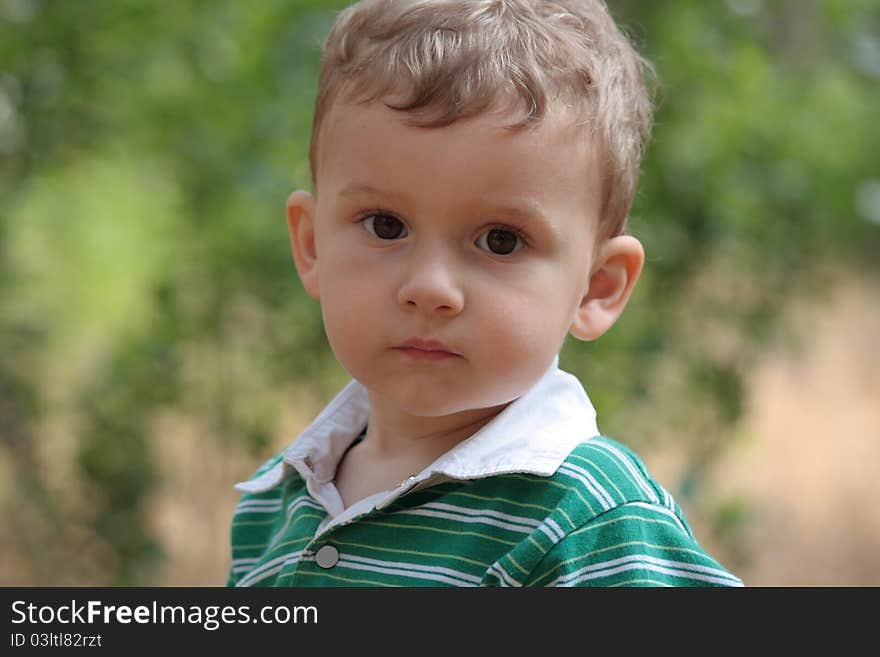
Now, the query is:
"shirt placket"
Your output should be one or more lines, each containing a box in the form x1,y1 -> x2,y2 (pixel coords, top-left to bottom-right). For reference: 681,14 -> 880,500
283,475 -> 432,584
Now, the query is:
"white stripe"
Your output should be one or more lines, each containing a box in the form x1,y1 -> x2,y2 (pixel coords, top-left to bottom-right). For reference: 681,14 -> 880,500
537,523 -> 562,543
231,557 -> 260,573
545,518 -> 566,541
554,553 -> 743,587
558,463 -> 615,510
662,487 -> 676,512
282,496 -> 324,518
555,560 -> 744,587
336,559 -> 478,587
236,497 -> 282,508
236,550 -> 304,587
559,462 -> 616,508
234,500 -> 283,515
238,563 -> 290,586
487,562 -> 523,587
419,502 -> 543,528
592,442 -> 659,503
232,564 -> 258,574
559,552 -> 742,583
397,508 -> 535,534
339,553 -> 481,585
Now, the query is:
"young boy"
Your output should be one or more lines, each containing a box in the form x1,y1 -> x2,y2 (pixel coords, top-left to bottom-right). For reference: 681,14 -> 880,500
227,0 -> 743,587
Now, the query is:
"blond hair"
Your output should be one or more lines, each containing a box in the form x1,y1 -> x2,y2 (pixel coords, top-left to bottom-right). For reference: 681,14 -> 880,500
310,0 -> 654,236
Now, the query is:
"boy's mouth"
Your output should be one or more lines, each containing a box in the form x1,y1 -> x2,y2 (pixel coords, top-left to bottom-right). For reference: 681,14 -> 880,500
393,338 -> 461,360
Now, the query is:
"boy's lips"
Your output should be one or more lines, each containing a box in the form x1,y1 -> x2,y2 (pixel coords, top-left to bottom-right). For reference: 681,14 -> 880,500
393,338 -> 461,360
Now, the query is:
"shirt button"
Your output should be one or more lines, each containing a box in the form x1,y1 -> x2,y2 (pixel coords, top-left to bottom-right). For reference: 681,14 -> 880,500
315,544 -> 339,569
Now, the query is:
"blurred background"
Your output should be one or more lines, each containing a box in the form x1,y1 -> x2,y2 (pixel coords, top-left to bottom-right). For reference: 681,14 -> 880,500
1,0 -> 878,586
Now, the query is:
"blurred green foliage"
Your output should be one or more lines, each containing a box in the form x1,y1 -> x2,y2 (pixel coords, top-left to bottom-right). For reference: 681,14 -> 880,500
1,0 -> 878,584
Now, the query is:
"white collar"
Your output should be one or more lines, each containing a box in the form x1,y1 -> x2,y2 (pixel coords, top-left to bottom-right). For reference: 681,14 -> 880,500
235,355 -> 600,526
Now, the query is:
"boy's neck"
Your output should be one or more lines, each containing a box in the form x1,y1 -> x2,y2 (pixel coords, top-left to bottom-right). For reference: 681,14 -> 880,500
362,393 -> 511,464
333,393 -> 512,509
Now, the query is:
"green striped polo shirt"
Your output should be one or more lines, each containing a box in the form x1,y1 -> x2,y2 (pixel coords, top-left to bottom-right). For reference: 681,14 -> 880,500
228,359 -> 743,587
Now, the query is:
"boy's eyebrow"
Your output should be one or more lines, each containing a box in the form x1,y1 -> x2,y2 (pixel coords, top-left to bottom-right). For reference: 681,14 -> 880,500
338,182 -> 562,237
338,183 -> 409,202
483,202 -> 558,230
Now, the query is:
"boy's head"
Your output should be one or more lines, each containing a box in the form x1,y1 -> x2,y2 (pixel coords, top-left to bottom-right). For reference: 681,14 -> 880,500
310,0 -> 654,238
286,0 -> 653,418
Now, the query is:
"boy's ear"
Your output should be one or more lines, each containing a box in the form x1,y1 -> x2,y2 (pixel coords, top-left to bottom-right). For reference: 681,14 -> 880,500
569,235 -> 644,342
285,190 -> 320,300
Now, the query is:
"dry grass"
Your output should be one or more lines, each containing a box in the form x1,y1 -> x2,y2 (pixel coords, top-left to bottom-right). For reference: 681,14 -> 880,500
708,273 -> 880,585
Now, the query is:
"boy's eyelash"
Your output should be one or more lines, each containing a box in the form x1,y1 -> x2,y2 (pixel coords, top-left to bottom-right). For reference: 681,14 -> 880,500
484,223 -> 530,247
353,212 -> 531,247
355,209 -> 401,222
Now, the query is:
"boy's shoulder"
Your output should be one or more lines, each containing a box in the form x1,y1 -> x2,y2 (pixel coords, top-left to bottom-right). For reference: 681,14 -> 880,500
557,434 -> 671,505
560,435 -> 690,526
465,435 -> 694,537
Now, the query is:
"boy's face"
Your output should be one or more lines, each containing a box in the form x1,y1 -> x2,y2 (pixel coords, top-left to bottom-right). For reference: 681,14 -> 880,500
291,100 -> 625,418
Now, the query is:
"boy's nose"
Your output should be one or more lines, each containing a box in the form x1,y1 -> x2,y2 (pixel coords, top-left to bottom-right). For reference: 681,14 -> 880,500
397,252 -> 464,317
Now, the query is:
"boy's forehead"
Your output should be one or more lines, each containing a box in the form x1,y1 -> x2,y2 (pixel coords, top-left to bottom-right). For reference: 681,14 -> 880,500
314,99 -> 604,233
316,98 -> 600,184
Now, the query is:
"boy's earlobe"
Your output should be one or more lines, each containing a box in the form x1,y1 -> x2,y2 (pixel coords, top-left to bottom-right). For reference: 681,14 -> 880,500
569,236 -> 644,342
286,190 -> 320,300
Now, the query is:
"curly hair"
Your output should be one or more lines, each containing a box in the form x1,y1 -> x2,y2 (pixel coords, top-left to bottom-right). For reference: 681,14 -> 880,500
310,0 -> 655,236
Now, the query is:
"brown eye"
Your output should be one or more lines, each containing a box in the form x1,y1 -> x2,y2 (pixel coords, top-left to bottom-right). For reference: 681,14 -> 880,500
477,228 -> 522,255
363,214 -> 406,240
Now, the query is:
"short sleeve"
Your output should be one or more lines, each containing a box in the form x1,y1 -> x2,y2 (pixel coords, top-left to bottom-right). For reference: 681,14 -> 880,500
525,502 -> 743,587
